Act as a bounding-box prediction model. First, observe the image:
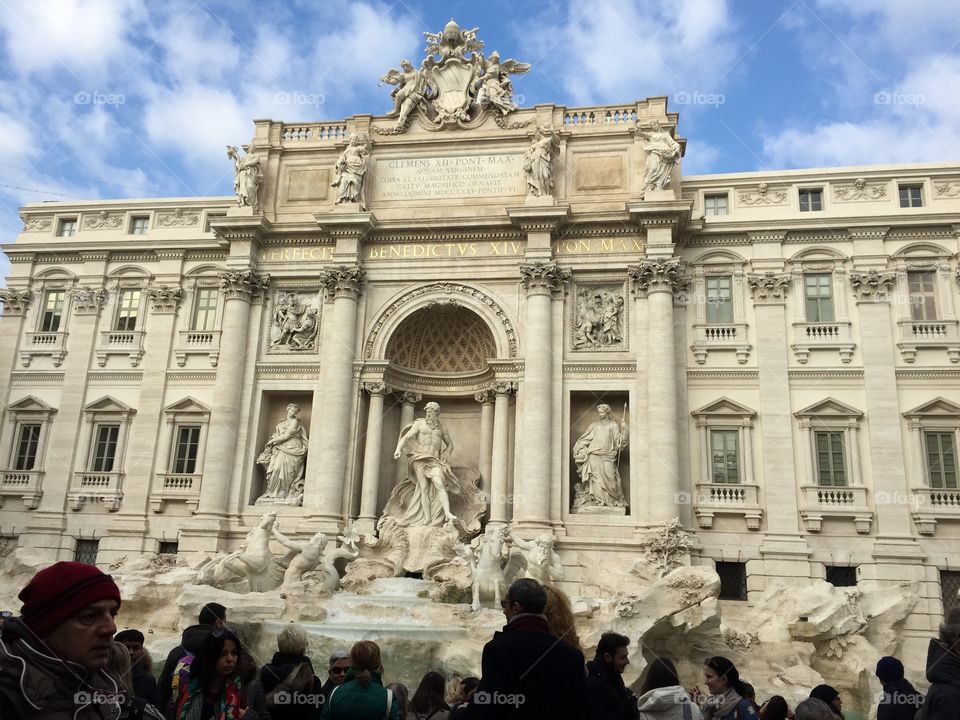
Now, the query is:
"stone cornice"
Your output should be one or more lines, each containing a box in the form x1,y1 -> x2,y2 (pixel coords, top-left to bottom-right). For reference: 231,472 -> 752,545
320,264 -> 365,299
519,262 -> 570,296
747,272 -> 791,304
627,258 -> 688,296
210,215 -> 273,243
848,269 -> 896,302
507,205 -> 571,234
313,211 -> 377,239
562,362 -> 637,375
686,369 -> 760,382
218,269 -> 270,300
848,226 -> 890,242
747,230 -> 787,244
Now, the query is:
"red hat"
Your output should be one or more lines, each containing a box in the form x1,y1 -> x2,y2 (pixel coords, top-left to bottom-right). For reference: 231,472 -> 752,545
18,561 -> 121,638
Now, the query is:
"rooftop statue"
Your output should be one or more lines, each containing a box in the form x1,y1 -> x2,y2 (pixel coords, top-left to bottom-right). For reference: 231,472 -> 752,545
376,19 -> 530,132
226,144 -> 263,212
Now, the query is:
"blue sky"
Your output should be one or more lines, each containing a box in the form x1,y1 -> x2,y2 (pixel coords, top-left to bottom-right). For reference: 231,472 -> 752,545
1,0 -> 959,279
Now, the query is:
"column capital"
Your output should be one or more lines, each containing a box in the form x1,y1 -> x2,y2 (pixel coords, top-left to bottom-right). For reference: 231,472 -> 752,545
627,258 -> 688,296
475,389 -> 495,404
849,269 -> 897,302
70,286 -> 108,315
489,381 -> 517,396
147,284 -> 182,314
218,269 -> 270,301
519,262 -> 569,296
747,272 -> 791,304
320,264 -> 366,300
362,381 -> 391,396
398,391 -> 422,405
0,288 -> 31,316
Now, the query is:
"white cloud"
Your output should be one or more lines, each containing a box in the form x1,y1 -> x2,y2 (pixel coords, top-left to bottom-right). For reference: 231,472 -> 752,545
517,0 -> 738,105
0,0 -> 143,77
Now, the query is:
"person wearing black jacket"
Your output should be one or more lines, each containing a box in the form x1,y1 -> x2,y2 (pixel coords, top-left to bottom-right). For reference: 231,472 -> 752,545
466,578 -> 589,719
586,632 -> 637,720
925,608 -> 960,720
250,624 -> 324,720
875,656 -> 923,720
116,629 -> 160,707
157,602 -> 227,714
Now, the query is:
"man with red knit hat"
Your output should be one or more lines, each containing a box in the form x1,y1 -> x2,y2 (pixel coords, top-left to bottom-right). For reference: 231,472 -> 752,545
0,561 -> 124,720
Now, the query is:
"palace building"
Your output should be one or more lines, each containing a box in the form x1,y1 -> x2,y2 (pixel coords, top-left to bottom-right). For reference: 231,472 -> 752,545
2,30 -> 960,662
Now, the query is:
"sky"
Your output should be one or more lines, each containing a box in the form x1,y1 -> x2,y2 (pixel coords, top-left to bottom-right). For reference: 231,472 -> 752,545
1,0 -> 960,280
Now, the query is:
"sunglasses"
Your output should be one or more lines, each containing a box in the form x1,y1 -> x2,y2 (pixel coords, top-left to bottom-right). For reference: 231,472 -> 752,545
329,667 -> 348,675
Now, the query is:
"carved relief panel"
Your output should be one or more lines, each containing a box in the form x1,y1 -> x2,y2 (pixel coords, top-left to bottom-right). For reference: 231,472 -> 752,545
571,282 -> 627,351
265,287 -> 323,354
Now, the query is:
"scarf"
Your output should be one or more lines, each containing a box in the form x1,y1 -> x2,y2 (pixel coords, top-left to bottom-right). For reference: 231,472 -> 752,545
177,677 -> 242,720
702,690 -> 742,720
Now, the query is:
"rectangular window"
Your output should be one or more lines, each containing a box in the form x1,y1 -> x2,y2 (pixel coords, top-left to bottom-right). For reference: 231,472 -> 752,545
192,288 -> 219,331
899,185 -> 923,208
91,424 -> 120,472
710,430 -> 740,483
705,276 -> 733,324
74,539 -> 100,565
129,216 -> 149,234
58,218 -> 78,237
172,425 -> 201,474
804,273 -> 835,322
815,431 -> 847,486
926,432 -> 958,489
799,189 -> 823,212
39,290 -> 65,332
704,194 -> 728,217
13,424 -> 41,471
826,565 -> 858,587
716,562 -> 748,601
941,570 -> 960,613
908,271 -> 937,321
158,541 -> 179,556
115,289 -> 142,332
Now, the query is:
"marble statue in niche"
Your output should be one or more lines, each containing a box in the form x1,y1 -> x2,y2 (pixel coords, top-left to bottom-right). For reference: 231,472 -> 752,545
332,134 -> 371,208
227,144 -> 263,212
573,403 -> 629,510
573,287 -> 625,349
255,403 -> 308,506
272,292 -> 319,350
382,401 -> 486,531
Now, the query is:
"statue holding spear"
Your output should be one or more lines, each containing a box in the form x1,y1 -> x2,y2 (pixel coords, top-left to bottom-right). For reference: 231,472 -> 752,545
572,403 -> 629,508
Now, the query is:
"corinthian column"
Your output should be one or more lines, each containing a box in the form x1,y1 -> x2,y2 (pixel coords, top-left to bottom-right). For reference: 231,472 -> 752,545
628,259 -> 687,524
475,389 -> 495,496
357,381 -> 390,532
516,262 -> 569,530
489,381 -> 516,524
196,269 -> 269,516
307,265 -> 365,524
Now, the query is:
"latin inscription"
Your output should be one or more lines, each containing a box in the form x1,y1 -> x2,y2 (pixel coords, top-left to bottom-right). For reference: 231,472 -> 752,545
260,247 -> 333,263
372,154 -> 525,201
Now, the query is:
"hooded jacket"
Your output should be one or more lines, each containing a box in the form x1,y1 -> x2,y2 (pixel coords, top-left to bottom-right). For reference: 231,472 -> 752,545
0,618 -> 124,720
158,624 -> 217,715
877,677 -> 923,720
925,639 -> 960,720
585,658 -> 636,720
256,652 -> 323,720
637,686 -> 704,720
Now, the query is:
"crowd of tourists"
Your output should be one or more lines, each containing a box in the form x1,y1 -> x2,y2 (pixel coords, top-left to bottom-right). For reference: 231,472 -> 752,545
0,561 -> 956,720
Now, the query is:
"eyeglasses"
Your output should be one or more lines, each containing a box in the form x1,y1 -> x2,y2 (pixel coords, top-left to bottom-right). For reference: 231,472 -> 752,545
0,611 -> 13,619
329,667 -> 347,675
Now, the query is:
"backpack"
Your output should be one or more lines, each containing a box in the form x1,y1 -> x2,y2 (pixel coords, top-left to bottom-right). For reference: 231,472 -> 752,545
170,654 -> 195,715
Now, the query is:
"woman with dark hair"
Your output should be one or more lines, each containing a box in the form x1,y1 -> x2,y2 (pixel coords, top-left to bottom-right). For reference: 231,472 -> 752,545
759,696 -> 790,720
637,657 -> 703,720
321,641 -> 399,720
809,686 -> 843,720
448,678 -> 479,720
695,657 -> 757,720
175,629 -> 254,720
408,672 -> 449,720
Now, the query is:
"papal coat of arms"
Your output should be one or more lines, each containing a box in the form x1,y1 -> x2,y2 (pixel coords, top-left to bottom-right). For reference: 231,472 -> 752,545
377,19 -> 530,132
